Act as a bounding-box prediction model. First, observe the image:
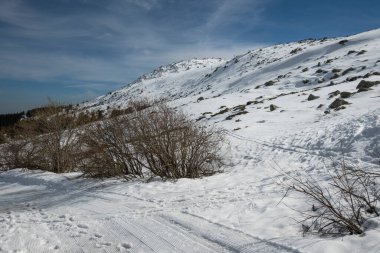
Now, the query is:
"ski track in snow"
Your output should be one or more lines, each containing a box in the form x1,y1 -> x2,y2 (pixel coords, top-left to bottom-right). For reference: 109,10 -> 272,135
0,173 -> 303,253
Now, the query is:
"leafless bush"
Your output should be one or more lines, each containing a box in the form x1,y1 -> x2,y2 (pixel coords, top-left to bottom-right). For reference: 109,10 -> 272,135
289,160 -> 379,235
80,116 -> 144,179
80,99 -> 224,180
0,136 -> 42,170
127,100 -> 224,179
1,99 -> 224,179
32,104 -> 82,173
1,103 -> 82,173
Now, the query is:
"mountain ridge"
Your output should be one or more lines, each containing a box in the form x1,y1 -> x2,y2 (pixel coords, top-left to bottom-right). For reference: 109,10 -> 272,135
82,28 -> 380,112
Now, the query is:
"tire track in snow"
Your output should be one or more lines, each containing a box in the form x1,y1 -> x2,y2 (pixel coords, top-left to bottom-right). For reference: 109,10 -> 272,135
102,215 -> 222,252
161,212 -> 303,253
0,171 -> 305,253
138,216 -> 228,252
97,212 -> 304,253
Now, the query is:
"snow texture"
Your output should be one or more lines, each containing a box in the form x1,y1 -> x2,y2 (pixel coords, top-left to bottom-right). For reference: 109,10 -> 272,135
1,29 -> 380,252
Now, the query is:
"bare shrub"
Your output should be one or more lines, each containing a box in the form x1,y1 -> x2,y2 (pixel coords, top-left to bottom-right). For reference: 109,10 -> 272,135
80,99 -> 224,180
1,103 -> 82,173
289,160 -> 379,235
0,118 -> 44,170
0,136 -> 42,170
31,104 -> 82,173
80,116 -> 144,179
127,99 -> 224,179
1,99 -> 224,179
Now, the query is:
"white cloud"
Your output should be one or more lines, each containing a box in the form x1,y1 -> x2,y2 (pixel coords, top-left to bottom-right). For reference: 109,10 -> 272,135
0,0 -> 270,88
200,0 -> 266,36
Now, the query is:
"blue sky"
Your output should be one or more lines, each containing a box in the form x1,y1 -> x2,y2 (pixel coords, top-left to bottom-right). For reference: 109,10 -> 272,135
0,0 -> 379,113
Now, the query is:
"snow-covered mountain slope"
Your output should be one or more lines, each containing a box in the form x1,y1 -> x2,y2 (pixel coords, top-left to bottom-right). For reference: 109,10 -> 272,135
84,29 -> 379,111
1,29 -> 380,253
83,58 -> 226,107
83,28 -> 380,165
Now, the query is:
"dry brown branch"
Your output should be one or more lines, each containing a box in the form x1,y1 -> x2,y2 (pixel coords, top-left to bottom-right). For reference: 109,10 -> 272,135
288,159 -> 379,235
126,99 -> 224,179
80,116 -> 144,178
80,98 -> 224,180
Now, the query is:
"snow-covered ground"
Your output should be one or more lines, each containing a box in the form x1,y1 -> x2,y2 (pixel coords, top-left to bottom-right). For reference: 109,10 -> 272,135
1,29 -> 380,252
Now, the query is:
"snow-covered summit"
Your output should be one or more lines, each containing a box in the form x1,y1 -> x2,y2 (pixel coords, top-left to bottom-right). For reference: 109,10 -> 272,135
83,29 -> 380,112
136,58 -> 224,81
82,58 -> 225,108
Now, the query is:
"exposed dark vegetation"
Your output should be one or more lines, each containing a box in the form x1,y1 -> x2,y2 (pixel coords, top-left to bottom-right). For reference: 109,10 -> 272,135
0,112 -> 25,128
0,99 -> 224,180
290,48 -> 302,54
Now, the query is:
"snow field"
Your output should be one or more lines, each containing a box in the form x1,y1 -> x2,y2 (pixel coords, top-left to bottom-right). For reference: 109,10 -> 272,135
1,29 -> 380,252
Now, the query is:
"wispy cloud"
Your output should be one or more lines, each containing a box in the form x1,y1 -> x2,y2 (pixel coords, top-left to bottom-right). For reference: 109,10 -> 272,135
0,0 -> 271,112
204,0 -> 262,31
0,0 -> 269,82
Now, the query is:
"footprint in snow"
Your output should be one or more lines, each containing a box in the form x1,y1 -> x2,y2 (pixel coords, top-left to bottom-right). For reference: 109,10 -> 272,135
96,242 -> 112,248
77,224 -> 89,229
118,242 -> 132,249
39,238 -> 49,246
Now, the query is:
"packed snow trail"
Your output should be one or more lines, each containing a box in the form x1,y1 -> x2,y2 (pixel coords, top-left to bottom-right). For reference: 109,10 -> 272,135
0,170 -> 302,253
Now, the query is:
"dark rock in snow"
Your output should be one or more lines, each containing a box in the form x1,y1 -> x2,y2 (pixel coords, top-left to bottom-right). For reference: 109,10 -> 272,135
264,80 -> 275,86
332,68 -> 341,73
340,91 -> 352,98
342,67 -> 355,75
329,98 -> 349,109
197,96 -> 204,102
356,80 -> 380,91
328,90 -> 341,98
307,94 -> 320,101
338,39 -> 349,45
270,104 -> 279,111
